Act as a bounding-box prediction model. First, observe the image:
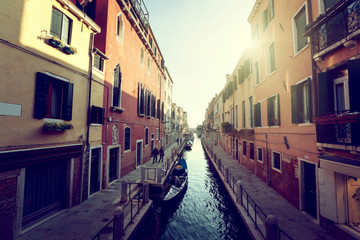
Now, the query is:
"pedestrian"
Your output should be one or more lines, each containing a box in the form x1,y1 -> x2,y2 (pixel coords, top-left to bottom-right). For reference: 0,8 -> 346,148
159,146 -> 164,162
152,146 -> 159,163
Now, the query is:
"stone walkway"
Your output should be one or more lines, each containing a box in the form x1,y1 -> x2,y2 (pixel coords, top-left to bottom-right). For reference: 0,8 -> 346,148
202,138 -> 336,240
18,141 -> 182,240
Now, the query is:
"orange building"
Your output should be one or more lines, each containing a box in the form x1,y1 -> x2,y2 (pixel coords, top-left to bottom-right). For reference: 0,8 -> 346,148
305,0 -> 360,239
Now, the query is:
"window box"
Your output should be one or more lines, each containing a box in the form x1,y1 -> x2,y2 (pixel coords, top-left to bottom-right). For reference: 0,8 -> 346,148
63,46 -> 77,55
48,36 -> 64,49
42,122 -> 73,132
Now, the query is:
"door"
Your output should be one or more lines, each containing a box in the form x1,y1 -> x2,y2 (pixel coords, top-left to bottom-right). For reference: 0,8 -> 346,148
90,148 -> 101,195
304,162 -> 317,218
109,147 -> 119,183
136,141 -> 143,167
23,160 -> 66,228
235,139 -> 239,160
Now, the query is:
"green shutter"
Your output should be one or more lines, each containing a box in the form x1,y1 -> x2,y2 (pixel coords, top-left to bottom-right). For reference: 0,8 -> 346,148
138,83 -> 141,116
61,15 -> 70,44
254,103 -> 261,127
318,72 -> 333,116
291,85 -> 298,123
238,66 -> 244,84
34,72 -> 49,119
63,82 -> 74,121
276,94 -> 280,126
267,98 -> 272,126
307,78 -> 313,122
51,8 -> 62,38
347,59 -> 360,112
270,0 -> 274,20
100,107 -> 105,125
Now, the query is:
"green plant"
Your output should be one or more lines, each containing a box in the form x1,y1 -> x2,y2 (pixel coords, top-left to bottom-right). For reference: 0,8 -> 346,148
221,122 -> 233,133
43,122 -> 73,132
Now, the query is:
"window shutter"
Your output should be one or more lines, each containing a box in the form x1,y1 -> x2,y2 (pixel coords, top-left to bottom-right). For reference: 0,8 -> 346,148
276,94 -> 280,125
157,99 -> 160,119
138,83 -> 141,116
61,15 -> 70,44
238,66 -> 244,84
270,0 -> 274,20
233,77 -> 237,91
100,107 -> 105,125
113,66 -> 120,107
34,72 -> 49,119
307,78 -> 313,122
63,82 -> 74,121
262,11 -> 266,31
291,85 -> 298,123
318,72 -> 333,116
51,8 -> 62,38
267,98 -> 272,126
347,59 -> 360,112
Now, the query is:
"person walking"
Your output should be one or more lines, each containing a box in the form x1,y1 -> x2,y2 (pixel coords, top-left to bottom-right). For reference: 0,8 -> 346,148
159,146 -> 164,162
152,147 -> 159,163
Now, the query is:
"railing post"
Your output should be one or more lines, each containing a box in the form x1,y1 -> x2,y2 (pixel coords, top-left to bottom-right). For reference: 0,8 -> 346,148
266,215 -> 278,240
236,180 -> 242,204
113,207 -> 124,240
156,167 -> 162,183
143,182 -> 149,204
141,166 -> 145,182
225,166 -> 229,183
120,179 -> 128,203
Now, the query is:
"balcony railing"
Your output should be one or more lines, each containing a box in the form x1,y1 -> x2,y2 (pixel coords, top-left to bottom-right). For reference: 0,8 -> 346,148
314,112 -> 360,146
304,0 -> 360,55
129,0 -> 149,30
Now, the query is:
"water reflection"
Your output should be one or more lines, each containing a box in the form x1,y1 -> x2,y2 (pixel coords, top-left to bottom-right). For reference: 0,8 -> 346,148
142,137 -> 251,240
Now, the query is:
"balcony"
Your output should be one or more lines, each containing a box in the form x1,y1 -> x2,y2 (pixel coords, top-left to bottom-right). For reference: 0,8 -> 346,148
304,0 -> 360,55
128,0 -> 149,31
314,112 -> 360,146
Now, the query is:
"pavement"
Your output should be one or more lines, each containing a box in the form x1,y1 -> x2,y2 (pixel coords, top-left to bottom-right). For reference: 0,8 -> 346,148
202,138 -> 336,240
18,141 -> 182,240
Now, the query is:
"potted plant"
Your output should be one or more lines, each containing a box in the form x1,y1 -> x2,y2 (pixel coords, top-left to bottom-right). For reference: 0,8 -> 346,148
48,36 -> 64,49
43,122 -> 73,132
63,45 -> 77,55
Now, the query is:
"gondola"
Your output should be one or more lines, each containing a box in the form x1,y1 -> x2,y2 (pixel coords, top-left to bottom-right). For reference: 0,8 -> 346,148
162,157 -> 188,201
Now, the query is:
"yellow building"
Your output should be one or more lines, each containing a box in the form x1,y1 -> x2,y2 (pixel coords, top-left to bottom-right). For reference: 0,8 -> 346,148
0,0 -> 104,238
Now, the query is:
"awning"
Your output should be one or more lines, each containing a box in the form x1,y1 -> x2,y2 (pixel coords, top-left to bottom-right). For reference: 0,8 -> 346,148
319,154 -> 360,177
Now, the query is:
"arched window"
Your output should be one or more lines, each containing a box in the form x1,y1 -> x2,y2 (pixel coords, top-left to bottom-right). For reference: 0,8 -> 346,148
140,46 -> 145,66
112,64 -> 122,107
117,13 -> 124,42
124,127 -> 131,151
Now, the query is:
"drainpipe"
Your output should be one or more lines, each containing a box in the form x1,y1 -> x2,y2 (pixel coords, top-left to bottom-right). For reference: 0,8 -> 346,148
80,32 -> 95,203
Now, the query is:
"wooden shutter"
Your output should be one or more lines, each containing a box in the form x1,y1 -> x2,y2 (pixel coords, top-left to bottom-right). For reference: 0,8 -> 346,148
291,85 -> 298,123
307,78 -> 313,122
113,66 -> 120,107
238,66 -> 244,84
61,15 -> 70,44
254,103 -> 261,127
270,0 -> 274,20
318,72 -> 333,116
138,83 -> 142,116
276,94 -> 280,125
63,82 -> 74,121
347,59 -> 360,112
34,72 -> 49,119
267,97 -> 272,126
50,8 -> 62,38
157,99 -> 160,119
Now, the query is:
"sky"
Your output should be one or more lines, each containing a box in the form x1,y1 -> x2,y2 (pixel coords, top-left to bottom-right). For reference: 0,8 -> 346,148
145,0 -> 257,128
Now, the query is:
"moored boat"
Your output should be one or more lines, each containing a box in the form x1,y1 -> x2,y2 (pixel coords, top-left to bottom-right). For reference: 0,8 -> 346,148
162,157 -> 188,201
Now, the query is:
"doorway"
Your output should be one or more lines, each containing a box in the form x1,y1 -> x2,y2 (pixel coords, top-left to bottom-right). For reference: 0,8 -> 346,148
136,140 -> 143,167
90,147 -> 101,195
301,161 -> 317,219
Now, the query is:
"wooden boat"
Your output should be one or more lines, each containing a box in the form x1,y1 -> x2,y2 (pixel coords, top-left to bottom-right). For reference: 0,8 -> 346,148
185,140 -> 193,150
162,158 -> 188,201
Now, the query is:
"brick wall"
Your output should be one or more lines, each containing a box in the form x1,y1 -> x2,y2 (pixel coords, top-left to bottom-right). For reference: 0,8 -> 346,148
0,169 -> 20,240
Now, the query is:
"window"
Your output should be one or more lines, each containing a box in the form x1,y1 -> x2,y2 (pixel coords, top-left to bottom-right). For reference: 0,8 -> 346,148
250,143 -> 255,160
156,128 -> 159,140
249,96 -> 254,128
268,42 -> 276,74
138,83 -> 145,116
124,127 -> 131,151
90,106 -> 105,124
140,47 -> 144,66
318,59 -> 360,116
235,105 -> 238,129
243,141 -> 247,156
242,101 -> 246,128
112,64 -> 122,108
257,147 -> 263,162
94,54 -> 104,72
149,37 -> 153,48
51,8 -> 71,44
262,0 -> 274,30
244,57 -> 252,79
267,94 -> 280,126
147,57 -> 150,73
272,151 -> 281,171
291,78 -> 312,123
145,128 -> 149,145
34,72 -> 73,120
151,94 -> 156,118
293,4 -> 308,53
117,13 -> 124,41
254,102 -> 262,127
255,61 -> 260,85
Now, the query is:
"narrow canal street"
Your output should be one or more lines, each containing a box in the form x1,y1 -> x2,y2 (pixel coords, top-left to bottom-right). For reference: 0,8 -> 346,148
137,137 -> 252,240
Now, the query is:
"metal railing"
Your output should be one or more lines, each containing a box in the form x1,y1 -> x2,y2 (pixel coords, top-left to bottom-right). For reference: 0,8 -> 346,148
240,185 -> 267,239
278,227 -> 294,240
91,182 -> 145,240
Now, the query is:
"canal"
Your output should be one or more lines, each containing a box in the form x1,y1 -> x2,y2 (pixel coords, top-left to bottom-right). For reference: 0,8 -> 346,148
135,137 -> 252,240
